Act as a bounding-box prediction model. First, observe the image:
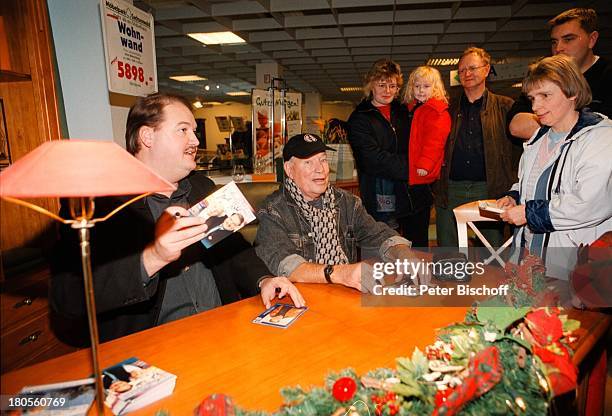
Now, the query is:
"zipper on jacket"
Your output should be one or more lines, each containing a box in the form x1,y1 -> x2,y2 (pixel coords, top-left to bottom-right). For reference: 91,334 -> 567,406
365,104 -> 400,153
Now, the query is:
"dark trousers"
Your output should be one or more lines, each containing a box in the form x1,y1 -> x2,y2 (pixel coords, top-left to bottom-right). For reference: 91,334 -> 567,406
398,206 -> 431,249
436,180 -> 505,247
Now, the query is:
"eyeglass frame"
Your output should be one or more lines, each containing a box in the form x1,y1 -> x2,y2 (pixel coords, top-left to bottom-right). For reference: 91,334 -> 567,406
373,82 -> 399,91
457,64 -> 489,76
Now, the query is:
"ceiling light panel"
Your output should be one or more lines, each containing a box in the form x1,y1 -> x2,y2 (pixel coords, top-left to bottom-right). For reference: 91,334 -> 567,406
169,75 -> 208,82
187,32 -> 245,45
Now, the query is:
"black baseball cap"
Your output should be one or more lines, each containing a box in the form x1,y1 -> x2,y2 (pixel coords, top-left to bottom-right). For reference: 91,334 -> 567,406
282,133 -> 335,161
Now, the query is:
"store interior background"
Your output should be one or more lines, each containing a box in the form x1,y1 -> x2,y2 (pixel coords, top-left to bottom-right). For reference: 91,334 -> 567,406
46,0 -> 611,152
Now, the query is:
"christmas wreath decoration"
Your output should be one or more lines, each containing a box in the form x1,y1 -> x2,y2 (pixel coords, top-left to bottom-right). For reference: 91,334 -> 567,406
194,257 -> 581,416
194,305 -> 579,416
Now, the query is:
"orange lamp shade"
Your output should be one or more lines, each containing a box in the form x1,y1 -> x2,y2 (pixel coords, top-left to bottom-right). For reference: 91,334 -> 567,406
0,140 -> 175,198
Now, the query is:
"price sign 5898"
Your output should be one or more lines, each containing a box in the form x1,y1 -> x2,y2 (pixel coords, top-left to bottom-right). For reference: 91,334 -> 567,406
117,60 -> 144,83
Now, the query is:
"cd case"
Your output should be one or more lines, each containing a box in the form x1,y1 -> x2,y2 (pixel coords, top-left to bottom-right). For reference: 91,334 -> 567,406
478,200 -> 504,214
188,181 -> 256,249
252,303 -> 307,329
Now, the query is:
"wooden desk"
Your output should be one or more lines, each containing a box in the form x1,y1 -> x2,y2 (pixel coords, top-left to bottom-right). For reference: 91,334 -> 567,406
1,284 -> 609,415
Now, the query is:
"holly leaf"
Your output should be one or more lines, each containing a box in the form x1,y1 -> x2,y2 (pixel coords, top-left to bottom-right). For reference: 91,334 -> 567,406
396,348 -> 428,378
477,305 -> 530,331
394,348 -> 434,403
391,382 -> 422,398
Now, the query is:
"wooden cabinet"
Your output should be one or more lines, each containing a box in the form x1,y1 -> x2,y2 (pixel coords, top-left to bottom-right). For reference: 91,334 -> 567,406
0,0 -> 62,254
1,0 -> 78,373
1,267 -> 77,373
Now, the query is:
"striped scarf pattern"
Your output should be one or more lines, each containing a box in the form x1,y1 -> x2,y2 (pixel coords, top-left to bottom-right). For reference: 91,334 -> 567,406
284,177 -> 349,265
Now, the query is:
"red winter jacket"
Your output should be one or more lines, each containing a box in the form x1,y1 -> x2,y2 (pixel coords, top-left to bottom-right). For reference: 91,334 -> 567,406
407,98 -> 451,185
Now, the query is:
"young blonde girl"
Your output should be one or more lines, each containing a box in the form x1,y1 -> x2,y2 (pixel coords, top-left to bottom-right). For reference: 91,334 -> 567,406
403,66 -> 451,185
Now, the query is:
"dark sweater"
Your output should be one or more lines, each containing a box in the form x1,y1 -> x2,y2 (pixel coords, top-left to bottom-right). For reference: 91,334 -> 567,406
51,172 -> 268,344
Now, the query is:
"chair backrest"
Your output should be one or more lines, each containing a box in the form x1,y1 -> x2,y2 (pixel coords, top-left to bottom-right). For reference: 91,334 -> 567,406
213,181 -> 280,244
453,199 -> 512,266
453,200 -> 500,247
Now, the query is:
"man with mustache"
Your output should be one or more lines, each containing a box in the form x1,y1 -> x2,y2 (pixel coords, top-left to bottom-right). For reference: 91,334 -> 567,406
51,93 -> 303,344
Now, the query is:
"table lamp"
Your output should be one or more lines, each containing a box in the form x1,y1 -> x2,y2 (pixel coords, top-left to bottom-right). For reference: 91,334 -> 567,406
0,140 -> 176,414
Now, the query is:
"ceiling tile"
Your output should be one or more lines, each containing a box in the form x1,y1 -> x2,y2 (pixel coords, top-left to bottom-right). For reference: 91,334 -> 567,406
295,28 -> 343,40
304,39 -> 347,49
233,18 -> 282,31
271,0 -> 330,12
310,48 -> 350,56
262,41 -> 303,51
285,14 -> 336,28
249,30 -> 294,42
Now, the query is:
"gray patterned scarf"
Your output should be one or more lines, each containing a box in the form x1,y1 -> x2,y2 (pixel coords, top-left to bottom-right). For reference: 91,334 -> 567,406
284,177 -> 349,265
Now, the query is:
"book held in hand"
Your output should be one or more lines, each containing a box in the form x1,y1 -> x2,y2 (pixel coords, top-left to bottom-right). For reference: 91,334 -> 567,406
102,357 -> 176,415
478,200 -> 504,215
252,303 -> 308,329
188,181 -> 256,248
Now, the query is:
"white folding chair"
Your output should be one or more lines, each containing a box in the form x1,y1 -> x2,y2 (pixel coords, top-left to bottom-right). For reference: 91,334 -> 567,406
453,200 -> 512,267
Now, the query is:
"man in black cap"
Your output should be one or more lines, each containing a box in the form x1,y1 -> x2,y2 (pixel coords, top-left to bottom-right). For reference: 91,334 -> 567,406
255,133 -> 424,291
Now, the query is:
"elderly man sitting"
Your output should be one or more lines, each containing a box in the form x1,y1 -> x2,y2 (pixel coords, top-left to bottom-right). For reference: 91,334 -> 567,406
255,133 -> 424,292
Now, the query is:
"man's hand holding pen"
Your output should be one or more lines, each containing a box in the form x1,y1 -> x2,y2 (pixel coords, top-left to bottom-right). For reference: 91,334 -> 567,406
142,207 -> 209,276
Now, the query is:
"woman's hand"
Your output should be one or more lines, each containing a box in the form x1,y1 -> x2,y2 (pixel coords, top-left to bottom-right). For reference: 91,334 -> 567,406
416,168 -> 428,176
500,205 -> 526,226
496,195 -> 517,209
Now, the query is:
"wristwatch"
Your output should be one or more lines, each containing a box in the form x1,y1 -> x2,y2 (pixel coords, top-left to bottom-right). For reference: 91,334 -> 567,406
323,264 -> 334,283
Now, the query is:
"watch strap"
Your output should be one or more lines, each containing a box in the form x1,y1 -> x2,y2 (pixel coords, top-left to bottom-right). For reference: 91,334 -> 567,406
323,264 -> 334,283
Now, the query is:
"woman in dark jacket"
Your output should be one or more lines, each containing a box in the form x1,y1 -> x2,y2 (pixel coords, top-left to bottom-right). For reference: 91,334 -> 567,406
348,59 -> 432,248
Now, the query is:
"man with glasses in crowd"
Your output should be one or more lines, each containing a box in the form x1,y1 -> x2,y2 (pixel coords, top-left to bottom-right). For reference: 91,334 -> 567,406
347,59 -> 432,247
434,47 -> 521,248
508,7 -> 611,139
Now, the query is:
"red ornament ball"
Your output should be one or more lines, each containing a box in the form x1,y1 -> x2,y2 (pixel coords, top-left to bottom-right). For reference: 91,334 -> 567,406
332,377 -> 357,402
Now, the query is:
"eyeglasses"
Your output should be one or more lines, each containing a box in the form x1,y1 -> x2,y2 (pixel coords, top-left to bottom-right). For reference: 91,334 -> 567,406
457,65 -> 488,75
375,83 -> 398,91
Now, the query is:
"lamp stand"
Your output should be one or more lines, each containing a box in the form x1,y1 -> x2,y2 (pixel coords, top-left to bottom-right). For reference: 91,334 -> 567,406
70,198 -> 105,415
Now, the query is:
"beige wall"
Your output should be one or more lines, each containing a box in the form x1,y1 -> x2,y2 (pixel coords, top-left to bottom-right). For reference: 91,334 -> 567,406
322,102 -> 356,123
193,103 -> 251,150
109,93 -> 137,148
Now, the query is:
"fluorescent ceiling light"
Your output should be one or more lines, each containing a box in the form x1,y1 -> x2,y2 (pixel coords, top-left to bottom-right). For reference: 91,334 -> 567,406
339,87 -> 362,92
188,31 -> 245,45
169,75 -> 207,82
192,101 -> 203,109
226,91 -> 250,96
512,82 -> 523,88
427,58 -> 460,66
205,101 -> 223,106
